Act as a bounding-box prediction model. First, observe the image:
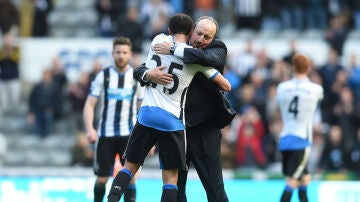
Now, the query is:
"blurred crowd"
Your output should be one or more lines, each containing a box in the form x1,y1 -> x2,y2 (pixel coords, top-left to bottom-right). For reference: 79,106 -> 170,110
221,41 -> 360,180
1,0 -> 360,38
1,0 -> 360,179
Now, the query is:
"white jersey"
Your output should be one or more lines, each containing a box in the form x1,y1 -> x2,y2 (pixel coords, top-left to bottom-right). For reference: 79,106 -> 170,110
276,77 -> 323,150
137,34 -> 220,131
89,66 -> 144,137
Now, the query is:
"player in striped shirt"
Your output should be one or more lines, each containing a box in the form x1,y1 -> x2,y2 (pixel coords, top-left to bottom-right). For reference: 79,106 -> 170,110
276,53 -> 323,202
83,37 -> 144,202
107,13 -> 231,202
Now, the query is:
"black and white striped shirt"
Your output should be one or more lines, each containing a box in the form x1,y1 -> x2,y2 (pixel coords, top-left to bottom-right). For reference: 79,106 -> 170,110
89,66 -> 144,137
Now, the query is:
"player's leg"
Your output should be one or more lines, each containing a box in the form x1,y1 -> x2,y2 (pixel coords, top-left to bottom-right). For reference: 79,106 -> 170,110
280,148 -> 310,202
177,165 -> 189,202
280,177 -> 299,202
187,119 -> 228,202
298,174 -> 311,202
280,150 -> 297,202
93,137 -> 114,202
117,136 -> 137,202
108,161 -> 140,202
94,176 -> 109,202
108,123 -> 156,202
161,169 -> 179,202
158,129 -> 187,202
124,175 -> 137,202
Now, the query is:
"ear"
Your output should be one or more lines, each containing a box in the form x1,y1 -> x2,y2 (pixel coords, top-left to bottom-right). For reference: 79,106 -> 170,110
189,28 -> 194,37
307,66 -> 312,74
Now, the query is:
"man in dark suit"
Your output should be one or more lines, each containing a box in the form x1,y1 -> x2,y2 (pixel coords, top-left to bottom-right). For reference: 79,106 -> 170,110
134,16 -> 230,202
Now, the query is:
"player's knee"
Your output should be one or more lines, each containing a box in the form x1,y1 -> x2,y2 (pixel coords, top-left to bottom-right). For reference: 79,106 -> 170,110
96,176 -> 109,185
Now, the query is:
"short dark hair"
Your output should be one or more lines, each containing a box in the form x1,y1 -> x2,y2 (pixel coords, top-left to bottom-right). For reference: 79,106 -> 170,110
168,13 -> 193,35
113,36 -> 132,50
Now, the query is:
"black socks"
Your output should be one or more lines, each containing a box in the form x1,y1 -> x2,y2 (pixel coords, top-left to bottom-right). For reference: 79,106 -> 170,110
161,184 -> 178,202
108,169 -> 132,202
280,185 -> 293,202
94,182 -> 106,202
298,185 -> 308,202
124,184 -> 136,202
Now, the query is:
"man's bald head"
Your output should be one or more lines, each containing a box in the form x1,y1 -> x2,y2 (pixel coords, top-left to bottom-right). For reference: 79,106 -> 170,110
190,16 -> 218,49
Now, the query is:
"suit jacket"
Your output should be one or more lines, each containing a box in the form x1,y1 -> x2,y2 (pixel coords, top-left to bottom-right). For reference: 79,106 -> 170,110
133,39 -> 227,127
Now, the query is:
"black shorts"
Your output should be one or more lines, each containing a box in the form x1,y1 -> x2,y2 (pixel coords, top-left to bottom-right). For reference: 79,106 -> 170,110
124,122 -> 187,170
94,136 -> 130,177
281,148 -> 311,179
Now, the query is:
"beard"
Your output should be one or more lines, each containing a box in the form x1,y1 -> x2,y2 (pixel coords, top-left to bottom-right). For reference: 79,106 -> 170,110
191,40 -> 202,49
115,59 -> 127,69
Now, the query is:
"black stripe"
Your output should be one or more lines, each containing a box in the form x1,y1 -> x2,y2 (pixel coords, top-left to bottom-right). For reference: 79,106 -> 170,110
114,73 -> 124,135
101,68 -> 110,136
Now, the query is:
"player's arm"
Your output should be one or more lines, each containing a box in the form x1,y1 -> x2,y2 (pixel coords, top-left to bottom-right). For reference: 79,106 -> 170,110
199,65 -> 231,91
211,72 -> 231,91
153,40 -> 227,71
83,96 -> 98,144
133,63 -> 173,86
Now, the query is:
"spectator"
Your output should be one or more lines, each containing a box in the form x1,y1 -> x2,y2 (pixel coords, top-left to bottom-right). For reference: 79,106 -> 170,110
234,0 -> 261,30
32,0 -> 53,37
326,0 -> 349,20
347,53 -> 360,103
347,128 -> 360,178
95,0 -> 127,37
329,86 -> 359,152
324,15 -> 349,56
227,39 -> 257,84
115,6 -> 144,67
220,124 -> 237,169
305,0 -> 327,30
49,56 -> 67,122
67,71 -> 90,133
0,33 -> 21,117
350,0 -> 360,31
0,0 -> 19,35
193,0 -> 218,20
268,60 -> 291,85
317,48 -> 344,120
308,129 -> 325,173
223,65 -> 241,109
71,133 -> 94,167
279,0 -> 305,31
263,117 -> 282,166
140,0 -> 175,39
89,58 -> 103,82
260,0 -> 281,32
282,39 -> 298,67
235,106 -> 267,169
319,125 -> 347,172
28,69 -> 59,138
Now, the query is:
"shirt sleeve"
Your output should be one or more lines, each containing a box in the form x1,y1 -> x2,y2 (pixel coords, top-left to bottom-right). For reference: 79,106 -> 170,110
190,64 -> 219,80
136,82 -> 145,100
174,46 -> 185,58
89,71 -> 104,97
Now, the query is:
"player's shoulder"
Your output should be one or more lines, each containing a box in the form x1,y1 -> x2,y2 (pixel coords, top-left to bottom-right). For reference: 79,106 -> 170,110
151,33 -> 171,45
308,81 -> 324,93
276,80 -> 291,90
96,66 -> 111,77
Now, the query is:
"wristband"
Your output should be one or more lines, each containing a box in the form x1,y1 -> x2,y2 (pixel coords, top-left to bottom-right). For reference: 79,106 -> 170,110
170,45 -> 176,55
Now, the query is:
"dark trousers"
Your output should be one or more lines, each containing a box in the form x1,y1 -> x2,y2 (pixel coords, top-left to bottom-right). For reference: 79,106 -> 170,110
177,118 -> 229,202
